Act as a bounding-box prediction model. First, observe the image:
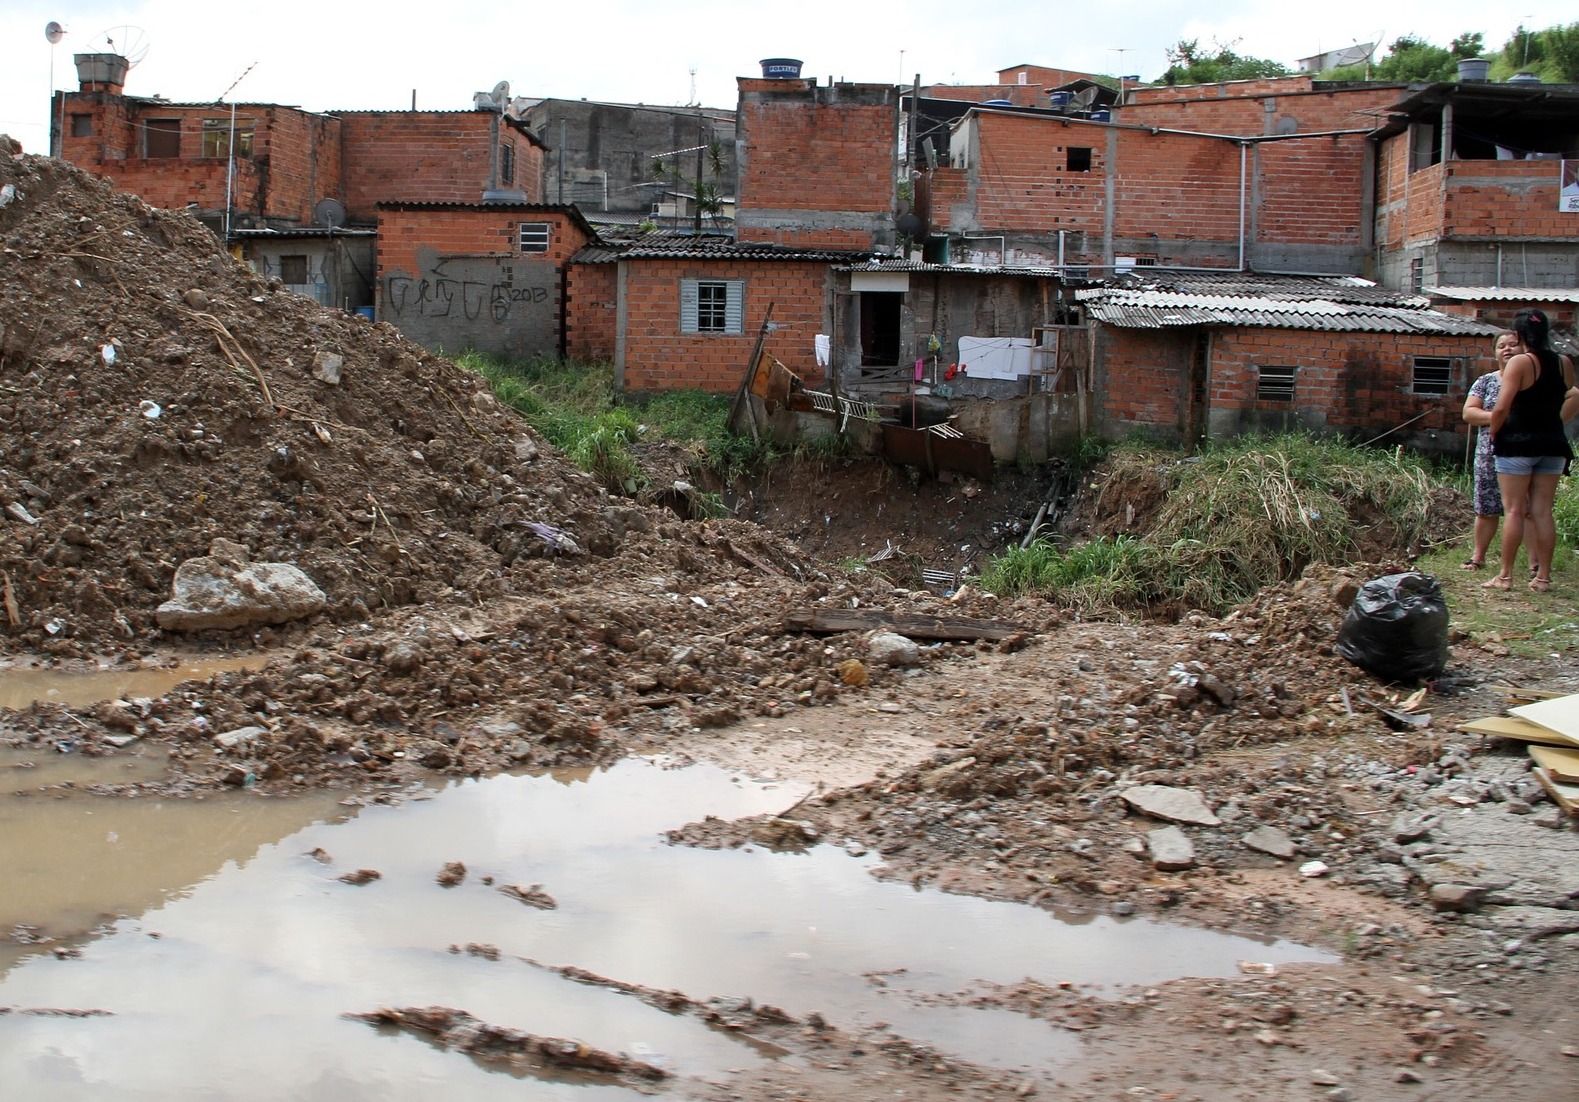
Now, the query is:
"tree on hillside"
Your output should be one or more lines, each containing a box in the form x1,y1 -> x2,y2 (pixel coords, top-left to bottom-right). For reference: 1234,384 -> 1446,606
1324,32 -> 1484,82
1157,39 -> 1291,85
1497,22 -> 1579,82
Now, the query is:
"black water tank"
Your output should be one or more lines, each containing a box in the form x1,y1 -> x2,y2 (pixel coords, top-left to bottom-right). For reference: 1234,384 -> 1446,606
759,58 -> 804,79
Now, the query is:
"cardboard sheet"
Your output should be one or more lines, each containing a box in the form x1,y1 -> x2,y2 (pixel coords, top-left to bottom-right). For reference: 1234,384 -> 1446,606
1508,695 -> 1579,746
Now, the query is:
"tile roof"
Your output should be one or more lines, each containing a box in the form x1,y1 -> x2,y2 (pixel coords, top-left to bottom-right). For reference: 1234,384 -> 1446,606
1079,273 -> 1497,335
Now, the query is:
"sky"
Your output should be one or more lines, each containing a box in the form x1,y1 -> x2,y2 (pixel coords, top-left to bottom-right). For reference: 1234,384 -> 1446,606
1,0 -> 1572,156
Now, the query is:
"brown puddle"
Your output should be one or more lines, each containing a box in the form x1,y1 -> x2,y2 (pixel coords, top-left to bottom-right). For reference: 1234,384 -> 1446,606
0,654 -> 267,711
0,759 -> 1334,1098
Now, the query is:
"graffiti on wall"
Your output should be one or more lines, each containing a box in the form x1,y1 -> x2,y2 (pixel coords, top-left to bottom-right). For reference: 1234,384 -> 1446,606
381,255 -> 558,358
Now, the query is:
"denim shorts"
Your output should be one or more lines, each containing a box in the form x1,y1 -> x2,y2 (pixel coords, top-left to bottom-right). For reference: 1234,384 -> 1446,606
1493,454 -> 1567,476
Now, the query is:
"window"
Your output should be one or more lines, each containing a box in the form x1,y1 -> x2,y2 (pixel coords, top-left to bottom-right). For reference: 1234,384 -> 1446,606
1257,365 -> 1296,402
1412,356 -> 1452,396
279,255 -> 309,285
518,222 -> 551,252
201,118 -> 254,158
70,114 -> 93,138
1066,146 -> 1092,172
680,278 -> 743,334
1135,256 -> 1158,267
501,143 -> 515,185
144,118 -> 181,158
1409,257 -> 1425,294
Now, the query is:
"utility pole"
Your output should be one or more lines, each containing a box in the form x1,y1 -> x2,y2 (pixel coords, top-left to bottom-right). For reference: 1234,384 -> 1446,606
694,111 -> 704,235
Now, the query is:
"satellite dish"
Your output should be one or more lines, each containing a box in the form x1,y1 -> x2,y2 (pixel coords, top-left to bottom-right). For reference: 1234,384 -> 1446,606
87,25 -> 150,67
44,21 -> 65,45
896,213 -> 925,238
313,198 -> 347,229
492,80 -> 511,101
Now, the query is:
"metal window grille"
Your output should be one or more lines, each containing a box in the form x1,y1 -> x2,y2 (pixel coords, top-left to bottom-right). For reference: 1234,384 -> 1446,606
1412,356 -> 1452,395
680,279 -> 743,334
1257,365 -> 1296,401
518,222 -> 550,252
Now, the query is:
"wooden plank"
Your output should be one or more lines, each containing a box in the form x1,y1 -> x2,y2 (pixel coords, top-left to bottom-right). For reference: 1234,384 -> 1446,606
1529,743 -> 1579,784
781,608 -> 1033,642
1458,714 -> 1579,747
1532,766 -> 1579,816
1487,683 -> 1565,705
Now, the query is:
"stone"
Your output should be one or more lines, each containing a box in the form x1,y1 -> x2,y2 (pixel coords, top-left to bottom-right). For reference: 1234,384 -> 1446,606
1147,825 -> 1195,871
311,351 -> 344,384
867,631 -> 922,668
182,288 -> 210,309
1120,784 -> 1221,826
1241,825 -> 1296,860
1392,812 -> 1437,844
1429,884 -> 1486,913
157,541 -> 327,631
513,435 -> 539,462
214,725 -> 268,752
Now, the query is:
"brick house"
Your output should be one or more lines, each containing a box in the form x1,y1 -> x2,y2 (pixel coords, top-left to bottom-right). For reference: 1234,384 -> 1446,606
1371,80 -> 1579,299
1079,273 -> 1498,449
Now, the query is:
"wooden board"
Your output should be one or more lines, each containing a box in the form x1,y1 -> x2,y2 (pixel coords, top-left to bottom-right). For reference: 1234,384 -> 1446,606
1533,766 -> 1579,816
1458,714 -> 1579,747
1509,695 -> 1579,746
1529,743 -> 1579,784
781,608 -> 1031,642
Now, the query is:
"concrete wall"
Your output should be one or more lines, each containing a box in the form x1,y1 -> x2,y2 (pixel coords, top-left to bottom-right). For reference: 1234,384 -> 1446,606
244,236 -> 375,311
525,99 -> 737,213
615,257 -> 830,394
735,78 -> 899,250
376,205 -> 588,359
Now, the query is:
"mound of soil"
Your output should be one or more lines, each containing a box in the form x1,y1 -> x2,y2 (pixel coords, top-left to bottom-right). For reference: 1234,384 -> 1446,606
0,149 -> 634,654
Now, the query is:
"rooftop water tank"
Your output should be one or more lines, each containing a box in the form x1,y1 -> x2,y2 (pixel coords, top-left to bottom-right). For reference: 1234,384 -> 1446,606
1507,71 -> 1542,85
1456,58 -> 1490,82
759,58 -> 803,79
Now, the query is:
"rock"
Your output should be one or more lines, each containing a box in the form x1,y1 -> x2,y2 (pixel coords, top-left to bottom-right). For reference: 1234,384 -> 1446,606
214,725 -> 268,752
1120,784 -> 1222,826
1310,1069 -> 1340,1086
339,869 -> 381,885
1299,860 -> 1331,878
1392,812 -> 1436,844
1147,825 -> 1195,870
921,757 -> 976,791
381,641 -> 424,672
156,541 -> 327,631
867,631 -> 921,667
513,435 -> 539,462
1478,905 -> 1579,938
182,288 -> 210,309
1429,883 -> 1486,913
1241,825 -> 1296,860
311,351 -> 344,384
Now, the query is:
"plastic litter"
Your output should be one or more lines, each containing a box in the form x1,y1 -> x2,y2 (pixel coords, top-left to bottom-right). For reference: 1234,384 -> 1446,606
1334,571 -> 1448,685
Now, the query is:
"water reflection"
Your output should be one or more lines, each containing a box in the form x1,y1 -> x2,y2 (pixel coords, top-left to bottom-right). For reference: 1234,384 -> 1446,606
0,759 -> 1333,1100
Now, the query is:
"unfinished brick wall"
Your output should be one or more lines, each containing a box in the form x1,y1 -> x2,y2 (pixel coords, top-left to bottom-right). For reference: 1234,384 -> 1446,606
1096,327 -> 1197,440
57,98 -> 338,225
617,258 -> 829,394
735,79 -> 898,249
341,113 -> 542,224
377,205 -> 588,360
565,262 -> 618,362
921,85 -> 1043,107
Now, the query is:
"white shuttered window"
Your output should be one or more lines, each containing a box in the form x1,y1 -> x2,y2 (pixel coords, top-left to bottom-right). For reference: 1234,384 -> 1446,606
680,278 -> 744,334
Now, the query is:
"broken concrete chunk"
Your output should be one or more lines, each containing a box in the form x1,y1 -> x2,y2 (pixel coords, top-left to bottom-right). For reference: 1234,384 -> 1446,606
1429,883 -> 1485,913
1147,825 -> 1196,870
214,725 -> 268,752
6,501 -> 39,526
156,544 -> 327,632
1241,825 -> 1296,860
1120,784 -> 1222,826
867,631 -> 921,668
311,351 -> 344,385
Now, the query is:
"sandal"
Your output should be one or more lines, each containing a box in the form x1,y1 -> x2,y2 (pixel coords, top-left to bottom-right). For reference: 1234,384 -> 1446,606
1461,558 -> 1484,570
1529,577 -> 1551,593
1482,575 -> 1512,590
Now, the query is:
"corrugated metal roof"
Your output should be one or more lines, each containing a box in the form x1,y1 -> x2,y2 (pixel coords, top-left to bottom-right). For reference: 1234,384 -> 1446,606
1083,300 -> 1496,334
1079,275 -> 1498,335
1429,286 -> 1579,304
833,259 -> 1070,277
571,237 -> 863,264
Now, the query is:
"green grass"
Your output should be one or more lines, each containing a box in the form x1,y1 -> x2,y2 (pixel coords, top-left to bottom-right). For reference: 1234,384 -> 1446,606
980,433 -> 1439,614
456,352 -> 785,490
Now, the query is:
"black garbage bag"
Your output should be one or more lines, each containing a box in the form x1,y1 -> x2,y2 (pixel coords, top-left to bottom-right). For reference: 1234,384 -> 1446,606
1335,571 -> 1449,685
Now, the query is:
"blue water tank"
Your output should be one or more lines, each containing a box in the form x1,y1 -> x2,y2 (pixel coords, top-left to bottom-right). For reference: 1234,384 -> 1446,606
759,58 -> 804,79
1048,90 -> 1073,110
1090,108 -> 1112,122
984,98 -> 1013,106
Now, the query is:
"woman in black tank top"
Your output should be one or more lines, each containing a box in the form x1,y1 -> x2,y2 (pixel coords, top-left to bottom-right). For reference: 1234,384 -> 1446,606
1485,308 -> 1579,592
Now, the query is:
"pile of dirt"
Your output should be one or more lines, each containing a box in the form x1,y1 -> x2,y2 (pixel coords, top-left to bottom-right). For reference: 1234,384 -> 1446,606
0,148 -> 642,654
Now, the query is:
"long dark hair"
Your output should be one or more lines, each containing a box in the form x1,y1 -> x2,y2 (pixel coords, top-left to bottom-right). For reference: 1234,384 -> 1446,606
1513,307 -> 1550,352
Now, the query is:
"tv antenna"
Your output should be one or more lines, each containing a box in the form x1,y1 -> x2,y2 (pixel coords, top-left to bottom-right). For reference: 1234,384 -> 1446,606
86,25 -> 150,67
689,67 -> 697,106
45,21 -> 67,155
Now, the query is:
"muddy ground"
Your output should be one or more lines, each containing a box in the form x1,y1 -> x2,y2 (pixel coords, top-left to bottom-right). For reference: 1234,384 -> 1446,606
2,144 -> 1577,1100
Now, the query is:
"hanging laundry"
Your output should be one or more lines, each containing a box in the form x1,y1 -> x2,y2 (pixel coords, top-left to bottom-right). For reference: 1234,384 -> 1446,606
814,334 -> 831,367
914,358 -> 925,382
